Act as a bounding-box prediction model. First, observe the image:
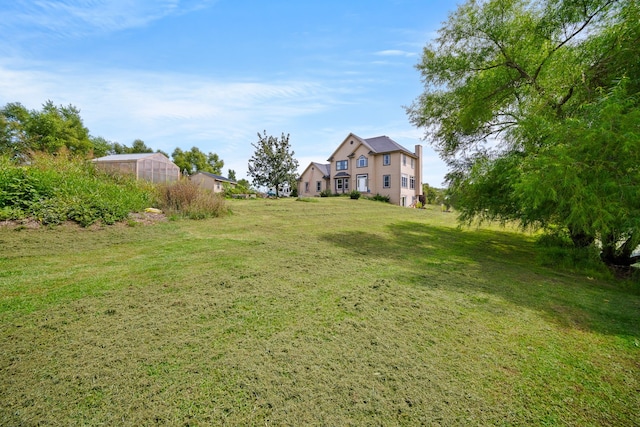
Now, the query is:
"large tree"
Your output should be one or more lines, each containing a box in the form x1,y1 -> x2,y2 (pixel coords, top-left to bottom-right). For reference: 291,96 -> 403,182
407,0 -> 640,266
247,131 -> 299,196
0,101 -> 92,156
172,146 -> 224,175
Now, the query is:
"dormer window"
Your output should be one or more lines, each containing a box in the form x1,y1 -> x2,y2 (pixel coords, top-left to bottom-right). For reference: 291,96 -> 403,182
357,155 -> 368,168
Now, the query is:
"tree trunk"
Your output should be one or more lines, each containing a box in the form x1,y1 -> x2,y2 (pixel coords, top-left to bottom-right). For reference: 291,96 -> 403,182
569,228 -> 594,248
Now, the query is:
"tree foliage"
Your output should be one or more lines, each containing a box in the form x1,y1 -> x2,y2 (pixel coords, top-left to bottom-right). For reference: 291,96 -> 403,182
407,0 -> 640,266
171,146 -> 224,175
247,131 -> 299,196
0,101 -> 92,157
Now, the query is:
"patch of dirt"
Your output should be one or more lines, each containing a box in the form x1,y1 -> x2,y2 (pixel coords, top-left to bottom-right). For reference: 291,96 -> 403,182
126,211 -> 169,226
0,219 -> 42,229
0,211 -> 168,230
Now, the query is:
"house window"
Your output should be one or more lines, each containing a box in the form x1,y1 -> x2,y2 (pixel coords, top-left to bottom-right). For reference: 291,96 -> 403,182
305,182 -> 309,193
383,154 -> 390,166
403,155 -> 407,166
357,155 -> 368,168
411,158 -> 415,169
410,176 -> 415,189
316,181 -> 321,192
383,175 -> 391,188
336,160 -> 348,171
336,178 -> 349,191
401,174 -> 408,188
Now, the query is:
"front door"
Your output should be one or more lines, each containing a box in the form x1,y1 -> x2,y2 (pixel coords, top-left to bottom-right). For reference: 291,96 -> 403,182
357,175 -> 367,192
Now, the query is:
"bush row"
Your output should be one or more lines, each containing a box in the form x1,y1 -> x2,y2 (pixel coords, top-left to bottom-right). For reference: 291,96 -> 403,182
317,189 -> 390,203
0,155 -> 155,226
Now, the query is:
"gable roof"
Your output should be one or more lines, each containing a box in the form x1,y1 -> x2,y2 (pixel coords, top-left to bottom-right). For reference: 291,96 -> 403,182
300,162 -> 331,180
193,171 -> 237,184
312,162 -> 330,178
364,136 -> 415,156
327,132 -> 416,161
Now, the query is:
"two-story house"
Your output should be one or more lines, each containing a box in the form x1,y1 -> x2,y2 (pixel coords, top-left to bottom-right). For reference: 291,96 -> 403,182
298,133 -> 422,207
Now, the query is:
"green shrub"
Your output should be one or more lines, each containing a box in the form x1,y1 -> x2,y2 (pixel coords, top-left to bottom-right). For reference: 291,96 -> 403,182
367,193 -> 391,203
31,199 -> 69,225
0,206 -> 25,221
319,189 -> 333,197
349,190 -> 361,199
0,168 -> 50,210
223,182 -> 257,198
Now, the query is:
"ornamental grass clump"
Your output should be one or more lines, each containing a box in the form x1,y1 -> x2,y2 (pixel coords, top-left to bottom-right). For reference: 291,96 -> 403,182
157,179 -> 227,219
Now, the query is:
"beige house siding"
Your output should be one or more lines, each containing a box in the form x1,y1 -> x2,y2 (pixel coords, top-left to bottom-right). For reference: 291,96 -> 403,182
190,172 -> 236,193
299,162 -> 330,197
321,133 -> 422,206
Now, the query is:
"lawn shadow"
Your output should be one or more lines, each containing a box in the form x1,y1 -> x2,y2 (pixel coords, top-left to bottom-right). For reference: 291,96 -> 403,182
321,221 -> 640,339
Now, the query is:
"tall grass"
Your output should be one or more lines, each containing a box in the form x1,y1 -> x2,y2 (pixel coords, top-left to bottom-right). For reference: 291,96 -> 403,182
156,179 -> 227,219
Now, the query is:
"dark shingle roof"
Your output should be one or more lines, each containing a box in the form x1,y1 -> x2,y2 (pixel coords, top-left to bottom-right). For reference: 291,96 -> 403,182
364,136 -> 415,156
312,162 -> 331,178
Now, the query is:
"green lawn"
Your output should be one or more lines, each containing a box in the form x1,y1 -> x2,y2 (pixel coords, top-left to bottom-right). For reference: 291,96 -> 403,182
1,198 -> 638,426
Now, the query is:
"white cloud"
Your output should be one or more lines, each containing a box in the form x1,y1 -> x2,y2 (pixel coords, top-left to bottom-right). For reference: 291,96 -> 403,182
0,0 -> 216,38
374,49 -> 417,57
0,60 -> 343,158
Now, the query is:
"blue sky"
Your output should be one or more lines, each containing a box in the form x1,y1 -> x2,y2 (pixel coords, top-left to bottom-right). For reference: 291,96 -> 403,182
0,0 -> 457,186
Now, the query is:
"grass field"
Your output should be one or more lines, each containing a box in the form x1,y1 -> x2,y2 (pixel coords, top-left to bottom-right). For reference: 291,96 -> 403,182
1,197 -> 638,426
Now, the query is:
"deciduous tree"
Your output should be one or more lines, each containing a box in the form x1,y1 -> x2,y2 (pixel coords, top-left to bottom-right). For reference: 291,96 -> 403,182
172,146 -> 224,175
407,0 -> 640,266
0,102 -> 30,157
247,131 -> 299,196
1,101 -> 92,156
